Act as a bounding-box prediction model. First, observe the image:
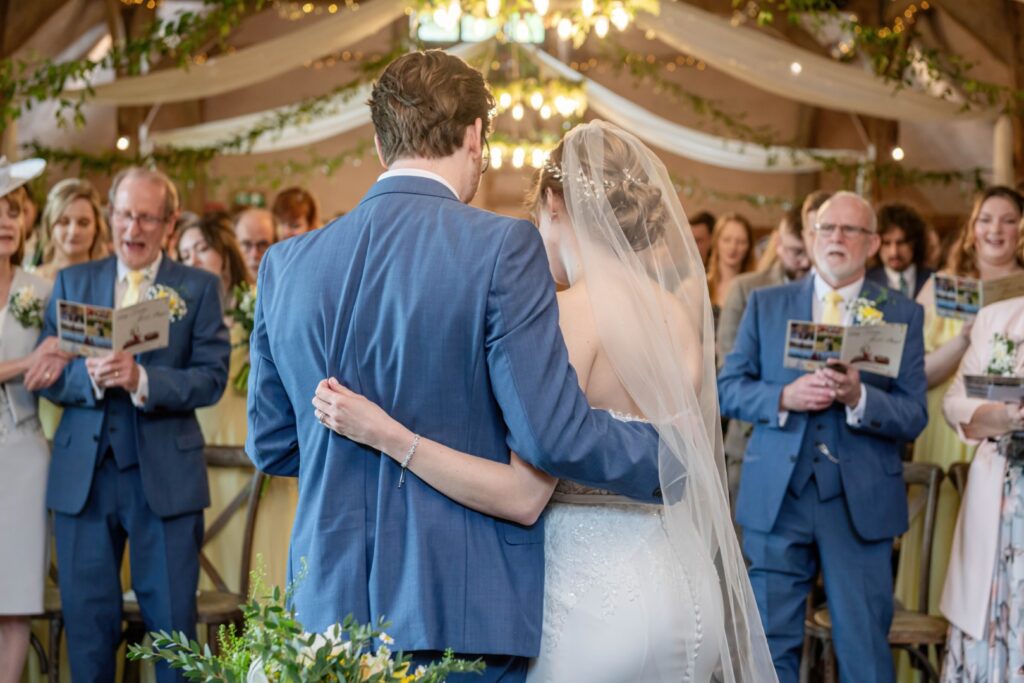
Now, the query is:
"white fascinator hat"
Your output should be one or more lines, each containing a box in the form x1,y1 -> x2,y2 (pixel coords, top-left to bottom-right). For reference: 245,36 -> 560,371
0,157 -> 46,199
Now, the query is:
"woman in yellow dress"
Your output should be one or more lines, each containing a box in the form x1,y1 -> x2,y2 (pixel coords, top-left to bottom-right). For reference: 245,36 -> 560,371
34,178 -> 110,440
175,215 -> 296,593
894,187 -> 1024,671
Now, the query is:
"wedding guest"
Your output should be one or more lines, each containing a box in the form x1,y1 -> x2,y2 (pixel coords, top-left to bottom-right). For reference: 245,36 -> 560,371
924,225 -> 943,271
719,191 -> 927,682
233,208 -> 275,278
707,212 -> 756,325
716,207 -> 810,509
36,178 -> 110,281
29,166 -> 230,683
0,158 -> 66,683
167,212 -> 201,260
176,214 -> 251,315
866,202 -> 934,299
940,294 -> 1024,679
272,186 -> 320,240
35,178 -> 111,440
690,210 -> 714,267
894,186 -> 1024,630
799,190 -> 831,261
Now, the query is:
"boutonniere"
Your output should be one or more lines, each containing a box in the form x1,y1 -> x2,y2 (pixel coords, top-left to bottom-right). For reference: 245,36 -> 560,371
986,332 -> 1020,377
8,285 -> 44,329
146,284 -> 187,322
229,283 -> 256,393
848,290 -> 888,326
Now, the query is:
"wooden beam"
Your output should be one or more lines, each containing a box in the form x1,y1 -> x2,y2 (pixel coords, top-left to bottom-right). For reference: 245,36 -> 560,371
926,0 -> 1010,66
1,0 -> 76,59
1009,0 -> 1024,181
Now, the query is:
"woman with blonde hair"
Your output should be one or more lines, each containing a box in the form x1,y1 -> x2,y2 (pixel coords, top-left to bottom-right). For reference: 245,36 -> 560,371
894,186 -> 1024,679
36,178 -> 109,281
706,213 -> 756,326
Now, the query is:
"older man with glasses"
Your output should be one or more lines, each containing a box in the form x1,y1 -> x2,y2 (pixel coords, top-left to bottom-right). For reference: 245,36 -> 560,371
234,208 -> 276,279
26,167 -> 230,683
718,191 -> 928,683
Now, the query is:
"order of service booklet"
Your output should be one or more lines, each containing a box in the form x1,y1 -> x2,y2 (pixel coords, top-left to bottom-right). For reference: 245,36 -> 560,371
964,375 -> 1024,403
57,298 -> 170,357
935,272 -> 1024,320
783,320 -> 907,378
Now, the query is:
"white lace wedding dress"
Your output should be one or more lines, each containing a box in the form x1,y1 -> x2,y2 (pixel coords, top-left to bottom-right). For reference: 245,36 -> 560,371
527,419 -> 724,683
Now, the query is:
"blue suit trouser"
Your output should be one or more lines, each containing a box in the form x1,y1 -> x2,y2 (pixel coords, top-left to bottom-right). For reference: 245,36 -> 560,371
54,456 -> 203,683
742,478 -> 895,683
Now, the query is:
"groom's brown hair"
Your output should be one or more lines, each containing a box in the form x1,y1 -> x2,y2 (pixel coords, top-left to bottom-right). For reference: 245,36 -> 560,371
369,50 -> 494,165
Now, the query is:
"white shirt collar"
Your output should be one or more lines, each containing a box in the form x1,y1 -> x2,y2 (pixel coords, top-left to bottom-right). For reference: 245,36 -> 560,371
117,251 -> 162,283
884,263 -> 915,291
378,169 -> 460,200
813,271 -> 864,304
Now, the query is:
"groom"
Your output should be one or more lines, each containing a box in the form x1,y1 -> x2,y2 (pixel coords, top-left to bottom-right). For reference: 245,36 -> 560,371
246,51 -> 661,681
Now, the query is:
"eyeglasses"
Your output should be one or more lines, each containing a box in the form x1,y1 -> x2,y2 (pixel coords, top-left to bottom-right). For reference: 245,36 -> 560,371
481,138 -> 491,175
814,222 -> 874,239
112,209 -> 169,230
239,239 -> 271,253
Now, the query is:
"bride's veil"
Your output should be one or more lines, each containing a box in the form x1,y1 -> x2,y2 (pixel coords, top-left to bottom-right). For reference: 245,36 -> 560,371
555,120 -> 777,682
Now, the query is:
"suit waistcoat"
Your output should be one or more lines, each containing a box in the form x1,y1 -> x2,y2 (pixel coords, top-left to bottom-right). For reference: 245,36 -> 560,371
789,404 -> 844,500
96,389 -> 138,469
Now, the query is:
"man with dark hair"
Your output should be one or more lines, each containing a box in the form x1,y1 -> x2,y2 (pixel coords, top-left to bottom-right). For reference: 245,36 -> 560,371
866,202 -> 934,298
717,207 -> 811,510
246,50 -> 660,682
690,210 -> 715,266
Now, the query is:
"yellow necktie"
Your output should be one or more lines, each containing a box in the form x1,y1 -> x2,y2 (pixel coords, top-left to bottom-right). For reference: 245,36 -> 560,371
822,290 -> 844,325
121,270 -> 145,308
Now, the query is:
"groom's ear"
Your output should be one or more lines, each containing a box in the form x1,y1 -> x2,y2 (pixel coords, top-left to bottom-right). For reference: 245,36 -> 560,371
374,135 -> 388,169
463,118 -> 483,159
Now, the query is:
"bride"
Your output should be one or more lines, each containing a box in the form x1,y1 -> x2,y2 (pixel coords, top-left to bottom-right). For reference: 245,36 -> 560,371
311,120 -> 775,682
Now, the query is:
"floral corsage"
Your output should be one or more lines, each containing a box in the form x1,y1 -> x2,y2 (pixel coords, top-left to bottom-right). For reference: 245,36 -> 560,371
146,284 -> 187,322
848,290 -> 887,326
230,283 -> 257,392
986,333 -> 1020,377
8,285 -> 44,329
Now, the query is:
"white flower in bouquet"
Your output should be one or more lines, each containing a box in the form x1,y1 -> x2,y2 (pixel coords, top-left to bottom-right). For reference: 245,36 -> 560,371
987,333 -> 1020,377
9,285 -> 44,328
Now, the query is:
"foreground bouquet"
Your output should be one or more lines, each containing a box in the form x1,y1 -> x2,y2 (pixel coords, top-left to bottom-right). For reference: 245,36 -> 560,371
128,574 -> 483,682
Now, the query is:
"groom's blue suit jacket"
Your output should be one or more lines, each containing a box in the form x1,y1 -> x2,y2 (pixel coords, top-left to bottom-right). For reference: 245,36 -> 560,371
718,277 -> 927,541
246,176 -> 661,656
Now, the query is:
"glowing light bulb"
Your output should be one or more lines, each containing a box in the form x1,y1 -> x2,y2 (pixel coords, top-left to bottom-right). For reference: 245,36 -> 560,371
116,136 -> 130,151
529,91 -> 544,110
610,3 -> 629,31
789,61 -> 802,75
512,147 -> 526,168
491,147 -> 503,169
540,104 -> 552,119
557,17 -> 573,40
498,92 -> 513,109
486,0 -> 500,17
514,19 -> 531,42
891,146 -> 905,161
581,0 -> 594,18
534,0 -> 549,16
512,103 -> 525,120
594,15 -> 610,38
555,96 -> 576,117
531,149 -> 547,168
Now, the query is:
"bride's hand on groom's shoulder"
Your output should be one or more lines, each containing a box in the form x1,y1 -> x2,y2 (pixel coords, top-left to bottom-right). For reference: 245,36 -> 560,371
312,377 -> 407,456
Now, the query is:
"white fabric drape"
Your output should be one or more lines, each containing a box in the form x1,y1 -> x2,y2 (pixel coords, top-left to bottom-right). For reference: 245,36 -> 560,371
636,1 -> 995,122
522,45 -> 865,173
80,0 -> 406,105
149,42 -> 487,153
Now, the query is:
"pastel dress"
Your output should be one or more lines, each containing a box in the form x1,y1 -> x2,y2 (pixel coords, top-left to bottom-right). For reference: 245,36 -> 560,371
0,268 -> 53,615
197,321 -> 297,593
893,276 -> 973,680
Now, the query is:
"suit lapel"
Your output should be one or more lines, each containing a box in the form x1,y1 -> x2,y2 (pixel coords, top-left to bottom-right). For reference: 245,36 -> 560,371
97,257 -> 117,308
139,254 -> 181,364
795,275 -> 815,322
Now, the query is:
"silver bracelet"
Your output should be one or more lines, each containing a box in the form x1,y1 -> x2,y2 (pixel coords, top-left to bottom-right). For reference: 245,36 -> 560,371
397,434 -> 420,488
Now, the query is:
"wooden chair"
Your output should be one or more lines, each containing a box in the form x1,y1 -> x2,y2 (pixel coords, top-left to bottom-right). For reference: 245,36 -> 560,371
801,462 -> 948,683
947,461 -> 970,499
122,446 -> 266,670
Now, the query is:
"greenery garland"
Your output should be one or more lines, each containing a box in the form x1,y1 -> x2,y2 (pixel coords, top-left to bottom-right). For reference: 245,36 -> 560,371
740,0 -> 1024,112
1,0 -> 267,130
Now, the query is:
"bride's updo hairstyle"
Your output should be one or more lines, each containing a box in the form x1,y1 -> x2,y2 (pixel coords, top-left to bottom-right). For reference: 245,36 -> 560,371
531,128 -> 668,251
